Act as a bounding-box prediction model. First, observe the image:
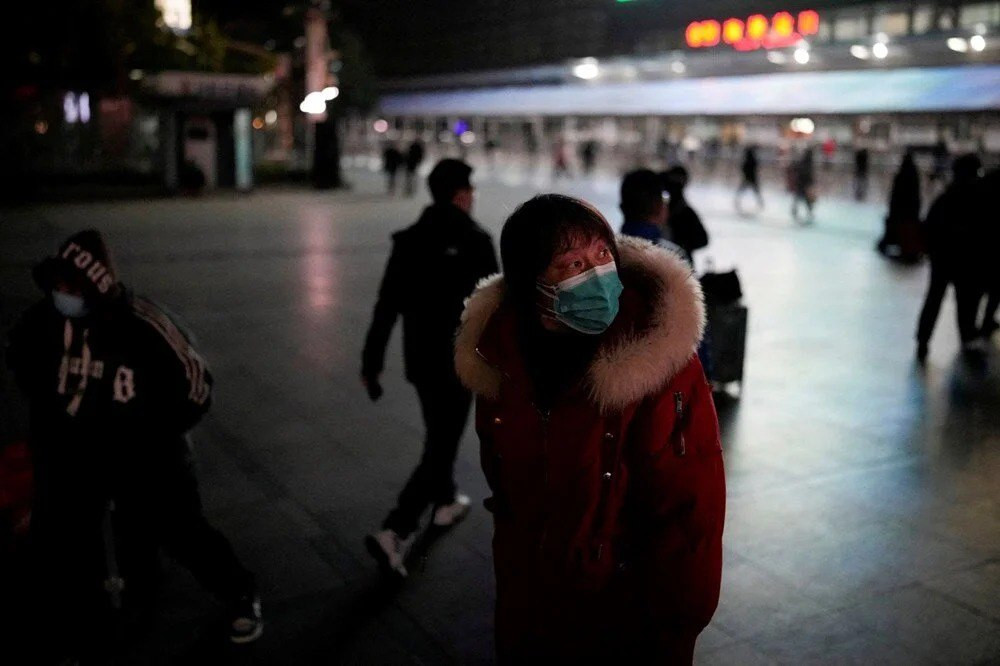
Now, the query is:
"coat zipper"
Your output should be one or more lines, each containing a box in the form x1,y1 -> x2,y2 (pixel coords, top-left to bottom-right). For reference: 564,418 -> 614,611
673,391 -> 686,457
538,407 -> 550,556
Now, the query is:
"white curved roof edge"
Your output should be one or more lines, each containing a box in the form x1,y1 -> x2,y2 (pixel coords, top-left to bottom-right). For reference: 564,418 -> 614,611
378,65 -> 1000,117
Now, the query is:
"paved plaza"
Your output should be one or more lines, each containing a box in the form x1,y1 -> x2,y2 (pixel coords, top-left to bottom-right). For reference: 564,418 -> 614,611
1,166 -> 998,665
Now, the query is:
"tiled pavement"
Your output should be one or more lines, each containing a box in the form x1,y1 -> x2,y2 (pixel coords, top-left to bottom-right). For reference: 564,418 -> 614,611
0,165 -> 997,664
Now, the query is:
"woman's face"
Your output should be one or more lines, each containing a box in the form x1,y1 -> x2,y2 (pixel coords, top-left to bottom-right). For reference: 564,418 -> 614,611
539,235 -> 614,286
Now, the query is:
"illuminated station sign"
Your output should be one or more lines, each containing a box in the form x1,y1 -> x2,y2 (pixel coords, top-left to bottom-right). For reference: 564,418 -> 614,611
686,10 -> 820,51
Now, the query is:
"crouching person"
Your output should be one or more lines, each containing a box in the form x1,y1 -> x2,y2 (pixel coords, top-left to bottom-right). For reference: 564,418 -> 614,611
455,196 -> 725,664
5,230 -> 261,663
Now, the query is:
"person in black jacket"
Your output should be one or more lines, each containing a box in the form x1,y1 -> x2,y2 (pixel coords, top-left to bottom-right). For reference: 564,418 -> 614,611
735,145 -> 764,214
915,154 -> 986,362
878,151 -> 922,260
662,165 -> 709,265
404,139 -> 425,196
4,230 -> 261,662
362,159 -> 498,577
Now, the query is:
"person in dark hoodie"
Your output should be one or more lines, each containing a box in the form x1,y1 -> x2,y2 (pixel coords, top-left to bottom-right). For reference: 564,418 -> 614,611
915,154 -> 986,362
620,169 -> 668,244
362,159 -> 498,577
878,151 -> 922,260
5,230 -> 261,663
662,165 -> 709,265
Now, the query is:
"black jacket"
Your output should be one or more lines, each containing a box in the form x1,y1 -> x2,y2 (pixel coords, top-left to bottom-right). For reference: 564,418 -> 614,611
923,180 -> 986,277
6,292 -> 212,462
668,197 -> 709,264
363,203 -> 498,383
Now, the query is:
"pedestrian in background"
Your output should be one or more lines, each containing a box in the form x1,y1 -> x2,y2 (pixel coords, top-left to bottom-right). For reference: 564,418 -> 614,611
915,153 -> 986,362
455,194 -> 724,664
5,230 -> 261,662
662,165 -> 709,264
977,167 -> 1000,339
383,143 -> 403,194
404,139 -> 425,196
878,151 -> 922,261
362,159 -> 498,577
854,147 -> 870,201
552,138 -> 571,180
620,169 -> 668,245
791,148 -> 817,224
735,145 -> 764,214
580,140 -> 598,176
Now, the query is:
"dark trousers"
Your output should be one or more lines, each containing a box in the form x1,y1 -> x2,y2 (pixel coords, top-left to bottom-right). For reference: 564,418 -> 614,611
735,178 -> 763,209
27,434 -> 253,660
384,376 -> 472,537
916,263 -> 982,345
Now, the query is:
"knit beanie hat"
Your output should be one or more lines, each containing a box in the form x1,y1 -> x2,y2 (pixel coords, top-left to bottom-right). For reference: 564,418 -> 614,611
33,229 -> 122,303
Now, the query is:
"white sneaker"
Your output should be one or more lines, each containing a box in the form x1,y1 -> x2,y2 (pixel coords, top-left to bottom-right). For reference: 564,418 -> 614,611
365,529 -> 414,577
432,493 -> 472,527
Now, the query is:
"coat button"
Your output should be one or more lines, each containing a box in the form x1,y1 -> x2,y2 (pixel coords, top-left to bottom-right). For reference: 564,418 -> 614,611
493,417 -> 502,425
603,472 -> 612,480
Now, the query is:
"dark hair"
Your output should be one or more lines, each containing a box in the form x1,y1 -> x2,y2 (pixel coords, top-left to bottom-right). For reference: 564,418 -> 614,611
500,194 -> 619,317
620,169 -> 665,221
427,158 -> 473,203
662,165 -> 690,198
952,153 -> 982,183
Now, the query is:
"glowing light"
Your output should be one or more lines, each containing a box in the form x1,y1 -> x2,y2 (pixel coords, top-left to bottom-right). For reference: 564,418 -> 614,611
970,34 -> 986,51
264,110 -> 278,125
747,14 -> 769,40
154,0 -> 192,32
773,12 -> 795,37
790,117 -> 815,134
872,42 -> 888,59
63,93 -> 78,124
321,86 -> 339,100
688,9 -> 821,50
794,47 -> 810,64
373,119 -> 389,133
700,20 -> 721,46
460,131 -> 475,145
252,117 -> 264,130
686,22 -> 704,48
299,91 -> 326,115
670,60 -> 686,74
573,58 -> 600,79
723,18 -> 744,44
947,37 -> 969,53
129,69 -> 144,81
767,51 -> 788,64
798,10 -> 820,35
79,92 -> 90,124
850,44 -> 870,59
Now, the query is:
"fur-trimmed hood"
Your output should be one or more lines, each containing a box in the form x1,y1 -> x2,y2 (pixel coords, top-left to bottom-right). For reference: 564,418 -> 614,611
454,235 -> 705,414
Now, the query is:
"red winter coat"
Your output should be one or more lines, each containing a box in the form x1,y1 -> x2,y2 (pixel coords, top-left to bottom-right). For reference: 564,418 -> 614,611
455,237 -> 725,664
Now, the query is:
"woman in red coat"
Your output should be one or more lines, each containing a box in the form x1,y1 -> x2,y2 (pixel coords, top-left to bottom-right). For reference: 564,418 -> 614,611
455,194 -> 725,664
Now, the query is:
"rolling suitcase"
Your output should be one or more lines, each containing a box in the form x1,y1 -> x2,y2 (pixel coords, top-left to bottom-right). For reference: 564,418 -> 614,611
705,303 -> 748,388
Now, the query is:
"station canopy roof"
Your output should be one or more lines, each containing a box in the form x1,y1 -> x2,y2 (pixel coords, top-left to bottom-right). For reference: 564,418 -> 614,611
378,65 -> 1000,117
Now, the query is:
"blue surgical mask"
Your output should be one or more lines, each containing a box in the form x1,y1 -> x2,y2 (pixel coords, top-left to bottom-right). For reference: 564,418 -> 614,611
52,291 -> 89,318
537,262 -> 624,335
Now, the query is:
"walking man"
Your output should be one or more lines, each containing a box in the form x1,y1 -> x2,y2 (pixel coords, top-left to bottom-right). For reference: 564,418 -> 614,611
791,148 -> 817,224
915,154 -> 986,362
362,159 -> 498,577
735,145 -> 764,214
404,139 -> 425,196
6,230 -> 261,663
